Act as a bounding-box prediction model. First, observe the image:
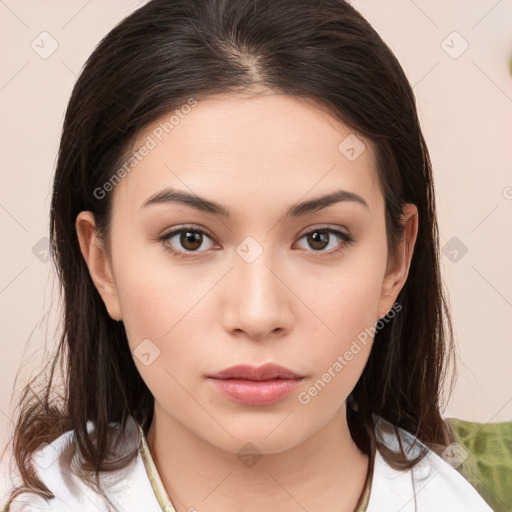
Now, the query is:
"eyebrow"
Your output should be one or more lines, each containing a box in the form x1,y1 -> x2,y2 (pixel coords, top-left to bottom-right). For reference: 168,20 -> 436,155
140,187 -> 369,218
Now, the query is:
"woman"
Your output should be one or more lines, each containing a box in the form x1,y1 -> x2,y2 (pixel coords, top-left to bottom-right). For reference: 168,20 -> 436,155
0,0 -> 501,510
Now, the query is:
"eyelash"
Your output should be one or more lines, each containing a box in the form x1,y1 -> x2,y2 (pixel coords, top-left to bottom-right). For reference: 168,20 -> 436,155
158,225 -> 354,259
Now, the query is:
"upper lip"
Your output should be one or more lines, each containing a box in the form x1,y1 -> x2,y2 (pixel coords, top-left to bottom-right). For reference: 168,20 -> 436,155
207,363 -> 304,381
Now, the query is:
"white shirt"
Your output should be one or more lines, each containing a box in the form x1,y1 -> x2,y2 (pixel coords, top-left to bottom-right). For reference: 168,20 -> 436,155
1,415 -> 493,511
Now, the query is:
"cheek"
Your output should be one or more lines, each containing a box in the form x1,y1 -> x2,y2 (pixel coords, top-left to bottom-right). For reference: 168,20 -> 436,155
110,238 -> 219,385
110,226 -> 204,339
294,248 -> 387,399
114,263 -> 206,415
116,265 -> 204,356
298,248 -> 387,344
299,289 -> 375,404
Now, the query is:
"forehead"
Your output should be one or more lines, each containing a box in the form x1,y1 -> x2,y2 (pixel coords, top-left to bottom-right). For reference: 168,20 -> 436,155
112,91 -> 382,215
133,91 -> 368,161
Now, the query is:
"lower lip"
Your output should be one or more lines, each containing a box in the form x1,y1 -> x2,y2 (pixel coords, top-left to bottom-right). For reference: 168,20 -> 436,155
207,377 -> 303,406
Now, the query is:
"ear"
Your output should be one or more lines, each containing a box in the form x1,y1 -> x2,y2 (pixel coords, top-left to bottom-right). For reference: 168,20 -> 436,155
75,211 -> 123,321
377,203 -> 418,318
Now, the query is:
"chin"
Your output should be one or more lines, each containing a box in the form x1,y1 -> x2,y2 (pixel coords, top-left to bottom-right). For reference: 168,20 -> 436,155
201,421 -> 315,457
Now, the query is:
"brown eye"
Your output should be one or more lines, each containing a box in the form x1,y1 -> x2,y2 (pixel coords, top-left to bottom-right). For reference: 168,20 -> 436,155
296,227 -> 353,253
160,227 -> 216,256
179,230 -> 203,251
306,231 -> 330,251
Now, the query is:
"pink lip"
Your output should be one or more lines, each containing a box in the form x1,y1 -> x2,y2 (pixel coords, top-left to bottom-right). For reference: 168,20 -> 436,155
206,363 -> 304,406
208,363 -> 304,380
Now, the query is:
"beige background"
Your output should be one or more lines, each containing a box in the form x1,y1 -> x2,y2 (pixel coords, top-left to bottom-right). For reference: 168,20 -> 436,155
0,0 -> 511,492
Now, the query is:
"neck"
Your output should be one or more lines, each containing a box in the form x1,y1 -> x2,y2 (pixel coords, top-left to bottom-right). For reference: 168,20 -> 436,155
146,404 -> 370,512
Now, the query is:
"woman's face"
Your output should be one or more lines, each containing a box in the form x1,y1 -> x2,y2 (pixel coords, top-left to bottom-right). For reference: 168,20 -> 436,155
77,90 -> 417,454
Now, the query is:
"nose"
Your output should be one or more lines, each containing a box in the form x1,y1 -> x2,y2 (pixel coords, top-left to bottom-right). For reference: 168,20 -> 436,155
222,240 -> 294,341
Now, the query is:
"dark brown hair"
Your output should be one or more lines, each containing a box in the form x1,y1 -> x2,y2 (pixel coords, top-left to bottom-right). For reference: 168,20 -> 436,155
3,0 -> 456,510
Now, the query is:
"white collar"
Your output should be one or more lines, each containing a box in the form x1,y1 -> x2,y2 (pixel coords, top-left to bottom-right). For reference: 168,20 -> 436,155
5,415 -> 492,511
366,416 -> 492,511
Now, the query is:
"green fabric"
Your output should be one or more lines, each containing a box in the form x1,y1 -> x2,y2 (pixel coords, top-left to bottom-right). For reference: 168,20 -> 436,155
446,417 -> 512,512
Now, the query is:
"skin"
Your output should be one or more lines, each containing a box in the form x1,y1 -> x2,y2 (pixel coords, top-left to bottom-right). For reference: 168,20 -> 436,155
76,89 -> 418,512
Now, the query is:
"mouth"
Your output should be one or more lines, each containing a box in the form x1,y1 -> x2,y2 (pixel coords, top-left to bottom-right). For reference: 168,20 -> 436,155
206,363 -> 304,406
207,362 -> 304,381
